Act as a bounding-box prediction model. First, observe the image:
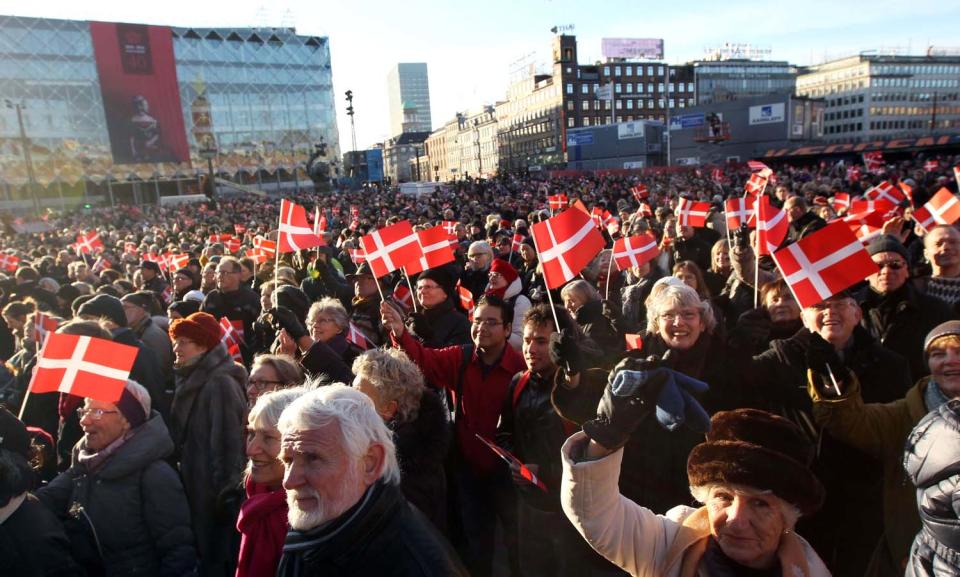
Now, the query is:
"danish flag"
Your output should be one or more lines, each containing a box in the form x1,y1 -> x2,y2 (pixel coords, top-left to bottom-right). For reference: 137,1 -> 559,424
925,160 -> 939,172
29,333 -> 139,404
754,196 -> 789,256
91,257 -> 111,274
625,333 -> 643,351
846,166 -> 862,182
512,233 -> 525,252
278,199 -> 324,253
638,203 -> 653,218
954,165 -> 960,189
313,206 -> 328,235
124,242 -> 139,255
348,248 -> 366,264
75,231 -> 104,254
441,220 -> 458,236
33,311 -> 59,343
475,434 -> 547,492
612,234 -> 659,271
744,173 -> 768,197
548,194 -> 568,212
392,284 -> 414,313
457,282 -> 475,317
747,160 -> 773,180
591,207 -> 611,229
346,322 -> 371,351
253,236 -> 277,257
224,238 -> 241,254
359,220 -> 423,278
219,317 -> 243,363
0,253 -> 19,272
711,168 -> 723,182
209,233 -> 234,244
234,223 -> 247,235
843,210 -> 886,245
531,206 -> 605,290
724,197 -> 755,230
245,250 -> 268,265
831,193 -> 851,214
863,181 -> 905,206
169,253 -> 190,271
349,220 -> 360,232
404,225 -> 456,276
771,220 -> 878,309
849,199 -> 896,216
863,151 -> 885,174
676,197 -> 711,228
913,188 -> 960,232
630,184 -> 649,202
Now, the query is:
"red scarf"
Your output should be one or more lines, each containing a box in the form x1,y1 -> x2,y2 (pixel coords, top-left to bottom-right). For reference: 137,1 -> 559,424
235,478 -> 288,577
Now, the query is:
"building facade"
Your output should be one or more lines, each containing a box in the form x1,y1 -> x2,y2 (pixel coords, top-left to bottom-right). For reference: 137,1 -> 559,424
0,15 -> 339,207
796,53 -> 960,143
382,131 -> 429,183
692,59 -> 798,105
387,63 -> 432,137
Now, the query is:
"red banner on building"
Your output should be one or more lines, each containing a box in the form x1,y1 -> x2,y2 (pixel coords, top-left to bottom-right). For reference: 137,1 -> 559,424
89,22 -> 190,164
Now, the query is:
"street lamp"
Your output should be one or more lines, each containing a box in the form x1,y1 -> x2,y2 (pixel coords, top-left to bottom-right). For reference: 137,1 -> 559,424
473,118 -> 482,176
5,99 -> 40,214
345,90 -> 357,154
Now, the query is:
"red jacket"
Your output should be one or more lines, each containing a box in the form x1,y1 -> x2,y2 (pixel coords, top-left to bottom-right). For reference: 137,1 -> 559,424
394,330 -> 526,476
235,478 -> 287,577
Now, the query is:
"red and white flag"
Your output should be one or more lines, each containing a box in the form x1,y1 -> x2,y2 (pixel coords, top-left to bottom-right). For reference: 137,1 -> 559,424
0,253 -> 19,272
75,231 -> 104,254
511,233 -> 525,253
359,220 -> 423,278
209,233 -> 234,244
744,173 -> 768,197
313,206 -> 326,235
711,167 -> 723,182
224,238 -> 241,254
771,220 -> 878,309
457,283 -> 475,317
475,434 -> 547,492
913,187 -> 960,232
747,160 -> 773,180
925,160 -> 939,172
630,184 -> 648,202
169,253 -> 190,271
245,250 -> 269,265
348,220 -> 360,232
547,194 -> 568,212
404,226 -> 456,276
846,166 -> 862,182
863,151 -> 884,174
33,312 -> 59,343
590,207 -> 610,229
676,197 -> 711,228
612,234 -> 659,271
219,317 -> 243,363
863,181 -> 905,206
849,199 -> 896,216
754,196 -> 789,256
724,197 -> 755,230
253,236 -> 277,257
843,210 -> 886,245
954,165 -> 960,189
278,199 -> 324,253
831,193 -> 851,214
29,333 -> 139,404
625,333 -> 643,351
348,248 -> 366,264
124,241 -> 139,256
441,220 -> 458,237
392,284 -> 413,313
531,206 -> 605,290
346,322 -> 371,351
638,202 -> 653,218
234,223 -> 247,235
91,256 -> 111,274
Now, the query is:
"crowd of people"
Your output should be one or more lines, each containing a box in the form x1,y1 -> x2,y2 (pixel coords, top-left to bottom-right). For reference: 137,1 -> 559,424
0,151 -> 958,577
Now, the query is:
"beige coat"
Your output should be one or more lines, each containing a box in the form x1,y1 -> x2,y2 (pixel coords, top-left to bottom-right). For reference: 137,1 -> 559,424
560,432 -> 831,577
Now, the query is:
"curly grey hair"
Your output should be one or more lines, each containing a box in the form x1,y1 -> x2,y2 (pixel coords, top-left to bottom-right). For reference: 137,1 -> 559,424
307,297 -> 350,333
351,348 -> 425,425
645,282 -> 716,335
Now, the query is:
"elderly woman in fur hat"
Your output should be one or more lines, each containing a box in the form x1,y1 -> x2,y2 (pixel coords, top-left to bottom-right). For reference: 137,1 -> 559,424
560,361 -> 829,577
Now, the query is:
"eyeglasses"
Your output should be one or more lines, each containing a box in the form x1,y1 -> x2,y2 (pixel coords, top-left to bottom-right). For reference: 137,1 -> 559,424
471,318 -> 504,328
249,379 -> 285,392
808,300 -> 855,312
875,261 -> 905,271
660,310 -> 700,323
77,408 -> 119,420
311,317 -> 337,328
215,269 -> 240,276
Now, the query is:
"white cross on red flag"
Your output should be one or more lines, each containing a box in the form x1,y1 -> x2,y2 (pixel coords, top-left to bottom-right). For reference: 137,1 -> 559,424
511,233 -> 525,253
169,253 -> 190,271
404,225 -> 456,276
831,193 -> 851,214
913,187 -> 960,232
925,160 -> 939,172
630,184 -> 648,202
75,231 -> 104,254
33,311 -> 59,343
547,194 -> 568,212
638,203 -> 653,218
863,181 -> 905,206
359,220 -> 423,278
253,236 -> 277,257
441,220 -> 458,236
348,248 -> 366,264
392,283 -> 413,313
754,196 -> 789,256
531,205 -> 605,290
612,233 -> 659,271
457,282 -> 475,318
724,197 -> 755,230
0,253 -> 19,272
278,199 -> 324,253
771,220 -> 878,309
314,206 -> 327,235
747,160 -> 773,180
676,197 -> 711,228
863,151 -> 885,174
29,333 -> 139,403
744,173 -> 768,197
849,199 -> 896,216
219,317 -> 244,363
245,250 -> 268,265
843,210 -> 886,245
346,322 -> 371,351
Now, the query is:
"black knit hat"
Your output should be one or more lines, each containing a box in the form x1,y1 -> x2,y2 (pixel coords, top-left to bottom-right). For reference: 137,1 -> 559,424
687,409 -> 825,516
867,234 -> 909,261
0,407 -> 30,459
417,267 -> 455,298
77,294 -> 127,328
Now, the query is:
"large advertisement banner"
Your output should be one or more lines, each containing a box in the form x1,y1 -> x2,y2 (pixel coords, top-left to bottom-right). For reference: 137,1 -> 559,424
601,38 -> 664,60
89,22 -> 190,165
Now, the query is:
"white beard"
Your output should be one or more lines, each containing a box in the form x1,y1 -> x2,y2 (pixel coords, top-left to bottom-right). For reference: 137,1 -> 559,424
287,487 -> 327,530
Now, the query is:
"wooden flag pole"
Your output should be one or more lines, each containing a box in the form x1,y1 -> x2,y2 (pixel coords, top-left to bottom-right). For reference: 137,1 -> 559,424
529,226 -> 562,333
753,233 -> 760,309
604,249 -> 615,301
403,268 -> 419,313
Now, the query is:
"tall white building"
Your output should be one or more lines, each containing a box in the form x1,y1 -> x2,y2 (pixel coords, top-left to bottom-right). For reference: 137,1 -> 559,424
387,63 -> 433,137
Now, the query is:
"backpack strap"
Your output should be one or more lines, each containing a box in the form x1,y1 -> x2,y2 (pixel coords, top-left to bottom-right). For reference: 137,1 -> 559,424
452,343 -> 474,423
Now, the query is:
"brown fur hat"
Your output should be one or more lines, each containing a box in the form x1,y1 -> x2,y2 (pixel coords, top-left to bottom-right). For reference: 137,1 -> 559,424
687,408 -> 825,516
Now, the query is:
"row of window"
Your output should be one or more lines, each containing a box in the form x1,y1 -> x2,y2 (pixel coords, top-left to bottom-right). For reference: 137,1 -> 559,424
826,109 -> 864,120
871,92 -> 960,102
567,115 -> 665,128
566,82 -> 695,95
869,105 -> 960,116
566,98 -> 695,112
872,77 -> 960,88
826,123 -> 862,134
872,64 -> 960,75
602,65 -> 665,78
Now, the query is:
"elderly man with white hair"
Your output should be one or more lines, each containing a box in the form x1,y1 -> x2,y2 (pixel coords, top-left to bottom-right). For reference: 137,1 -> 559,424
275,385 -> 466,577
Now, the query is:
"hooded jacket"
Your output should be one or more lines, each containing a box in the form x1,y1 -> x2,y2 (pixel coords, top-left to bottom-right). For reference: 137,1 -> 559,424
37,413 -> 196,577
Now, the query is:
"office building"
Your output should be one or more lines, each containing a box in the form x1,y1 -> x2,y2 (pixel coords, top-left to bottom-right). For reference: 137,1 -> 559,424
387,63 -> 432,137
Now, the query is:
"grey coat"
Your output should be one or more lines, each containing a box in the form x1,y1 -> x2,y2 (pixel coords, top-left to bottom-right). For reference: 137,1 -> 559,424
170,343 -> 247,576
37,413 -> 196,577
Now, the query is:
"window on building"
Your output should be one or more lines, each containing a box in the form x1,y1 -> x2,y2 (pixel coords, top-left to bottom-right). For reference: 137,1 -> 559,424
658,83 -> 664,92
626,65 -> 633,76
688,82 -> 694,91
669,99 -> 675,108
625,83 -> 633,93
647,100 -> 654,109
615,66 -> 622,76
669,83 -> 675,92
582,100 -> 589,111
566,83 -> 573,94
583,117 -> 591,126
636,83 -> 643,93
567,100 -> 574,111
568,117 -> 575,127
615,83 -> 622,93
582,84 -> 589,94
616,100 -> 622,110
646,66 -> 653,76
658,66 -> 664,76
603,66 -> 610,76
627,100 -> 633,109
648,83 -> 655,93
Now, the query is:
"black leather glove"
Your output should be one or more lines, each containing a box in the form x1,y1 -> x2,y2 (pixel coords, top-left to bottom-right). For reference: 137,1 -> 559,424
805,332 -> 845,386
731,308 -> 771,348
268,306 -> 308,341
407,312 -> 434,341
549,329 -> 583,375
582,356 -> 666,450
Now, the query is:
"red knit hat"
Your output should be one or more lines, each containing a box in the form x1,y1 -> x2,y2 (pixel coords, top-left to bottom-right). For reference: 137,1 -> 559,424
169,312 -> 221,351
489,258 -> 519,286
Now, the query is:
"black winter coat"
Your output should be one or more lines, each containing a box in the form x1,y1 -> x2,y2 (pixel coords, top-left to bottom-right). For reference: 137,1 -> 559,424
859,283 -> 956,382
37,413 -> 197,577
574,300 -> 620,362
904,398 -> 960,577
407,298 -> 471,348
299,333 -> 364,384
0,494 -> 83,577
276,481 -> 467,577
200,286 -> 261,365
393,389 -> 450,531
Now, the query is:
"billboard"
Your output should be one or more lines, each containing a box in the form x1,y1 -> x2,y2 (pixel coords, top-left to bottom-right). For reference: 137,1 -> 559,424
89,22 -> 190,164
601,38 -> 664,60
669,113 -> 706,131
749,103 -> 785,125
617,121 -> 647,140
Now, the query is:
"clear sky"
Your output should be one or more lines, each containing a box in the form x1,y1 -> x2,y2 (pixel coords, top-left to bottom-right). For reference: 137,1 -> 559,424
3,0 -> 957,151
